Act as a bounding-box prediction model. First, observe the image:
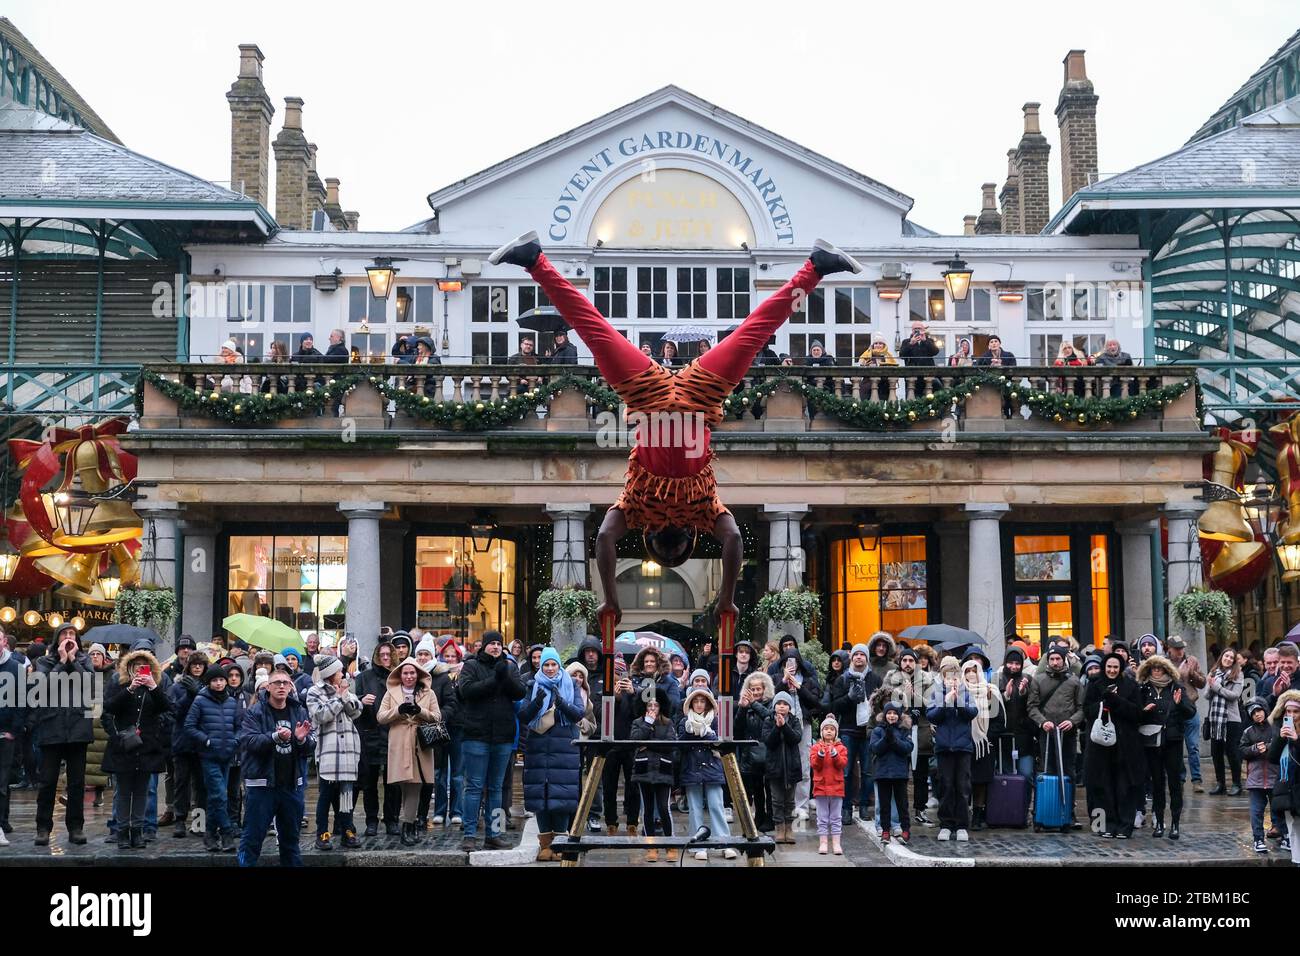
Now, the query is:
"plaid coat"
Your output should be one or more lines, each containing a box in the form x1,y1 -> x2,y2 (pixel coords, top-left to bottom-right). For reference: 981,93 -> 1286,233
1205,669 -> 1245,742
305,682 -> 363,782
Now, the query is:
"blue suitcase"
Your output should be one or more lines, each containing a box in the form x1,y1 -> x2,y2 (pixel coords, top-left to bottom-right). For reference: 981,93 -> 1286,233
1033,727 -> 1075,832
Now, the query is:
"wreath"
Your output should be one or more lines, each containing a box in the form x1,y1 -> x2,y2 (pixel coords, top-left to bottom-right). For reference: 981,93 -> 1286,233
444,567 -> 484,617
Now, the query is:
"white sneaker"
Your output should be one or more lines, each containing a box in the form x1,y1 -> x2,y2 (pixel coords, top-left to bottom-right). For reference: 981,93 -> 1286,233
955,829 -> 970,842
432,815 -> 445,826
450,815 -> 463,826
937,828 -> 952,841
0,828 -> 8,846
796,807 -> 808,820
723,808 -> 733,823
926,796 -> 940,810
1134,811 -> 1144,829
723,848 -> 738,860
891,826 -> 903,838
694,849 -> 708,861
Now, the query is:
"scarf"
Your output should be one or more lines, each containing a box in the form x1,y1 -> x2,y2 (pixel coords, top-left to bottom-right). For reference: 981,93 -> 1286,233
1146,669 -> 1173,689
963,668 -> 999,760
684,707 -> 715,737
528,667 -> 576,733
1207,668 -> 1241,741
846,664 -> 871,728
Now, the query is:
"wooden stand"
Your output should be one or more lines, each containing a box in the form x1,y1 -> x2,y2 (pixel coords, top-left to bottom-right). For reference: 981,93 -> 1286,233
555,739 -> 772,867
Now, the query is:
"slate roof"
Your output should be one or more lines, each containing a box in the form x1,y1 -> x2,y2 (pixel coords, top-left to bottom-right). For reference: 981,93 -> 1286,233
1189,29 -> 1300,144
0,17 -> 120,143
0,103 -> 252,206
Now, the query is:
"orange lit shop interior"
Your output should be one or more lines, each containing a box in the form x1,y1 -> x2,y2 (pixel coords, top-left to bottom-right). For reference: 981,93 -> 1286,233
830,527 -> 1117,651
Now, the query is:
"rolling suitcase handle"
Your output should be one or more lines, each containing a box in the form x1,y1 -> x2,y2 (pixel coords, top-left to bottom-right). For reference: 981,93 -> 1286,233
1053,724 -> 1069,823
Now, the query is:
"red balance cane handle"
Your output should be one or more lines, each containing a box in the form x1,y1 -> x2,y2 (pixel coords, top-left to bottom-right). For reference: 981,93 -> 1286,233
600,608 -> 618,689
717,608 -> 738,695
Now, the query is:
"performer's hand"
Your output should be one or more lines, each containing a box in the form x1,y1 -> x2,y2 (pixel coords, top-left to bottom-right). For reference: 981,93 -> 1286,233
597,600 -> 622,630
715,596 -> 738,625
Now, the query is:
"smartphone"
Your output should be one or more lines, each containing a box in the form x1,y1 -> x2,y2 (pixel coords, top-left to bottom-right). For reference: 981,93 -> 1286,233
1286,715 -> 1296,733
135,664 -> 151,677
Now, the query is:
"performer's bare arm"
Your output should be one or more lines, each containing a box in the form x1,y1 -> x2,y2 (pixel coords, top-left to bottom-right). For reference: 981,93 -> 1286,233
595,507 -> 627,627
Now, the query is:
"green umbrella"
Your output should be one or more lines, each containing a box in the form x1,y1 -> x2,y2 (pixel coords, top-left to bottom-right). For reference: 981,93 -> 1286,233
221,614 -> 305,653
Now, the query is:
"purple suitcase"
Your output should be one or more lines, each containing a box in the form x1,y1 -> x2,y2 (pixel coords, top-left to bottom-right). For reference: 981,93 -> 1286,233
986,736 -> 1030,828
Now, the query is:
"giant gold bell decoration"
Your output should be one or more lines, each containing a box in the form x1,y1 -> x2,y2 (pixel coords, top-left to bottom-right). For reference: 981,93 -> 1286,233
32,550 -> 101,591
1197,427 -> 1255,542
1270,412 -> 1300,545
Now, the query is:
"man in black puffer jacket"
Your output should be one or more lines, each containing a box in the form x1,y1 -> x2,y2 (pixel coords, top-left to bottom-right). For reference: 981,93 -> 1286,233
457,631 -> 526,848
353,639 -> 398,836
29,626 -> 94,845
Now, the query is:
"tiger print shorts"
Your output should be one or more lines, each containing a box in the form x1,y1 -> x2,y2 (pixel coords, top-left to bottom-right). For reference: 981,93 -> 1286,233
613,455 -> 730,533
611,359 -> 735,426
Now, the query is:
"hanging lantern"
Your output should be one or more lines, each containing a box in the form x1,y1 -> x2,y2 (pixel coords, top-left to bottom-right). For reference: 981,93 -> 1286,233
0,606 -> 16,624
46,612 -> 63,630
99,575 -> 122,602
23,609 -> 42,627
1279,542 -> 1300,583
0,522 -> 18,583
71,615 -> 86,631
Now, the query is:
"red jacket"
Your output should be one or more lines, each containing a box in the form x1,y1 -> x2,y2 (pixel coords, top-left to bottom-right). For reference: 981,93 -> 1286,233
809,737 -> 849,797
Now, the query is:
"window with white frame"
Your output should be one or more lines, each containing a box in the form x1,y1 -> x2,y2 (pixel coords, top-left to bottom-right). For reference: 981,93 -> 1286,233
716,267 -> 750,320
637,267 -> 668,319
349,285 -> 388,324
1072,285 -> 1108,321
472,285 -> 508,323
791,286 -> 825,326
1029,332 -> 1108,363
834,332 -> 874,363
834,286 -> 871,325
676,267 -> 708,319
1026,286 -> 1065,322
517,283 -> 552,317
395,285 -> 435,326
908,288 -> 948,324
594,266 -> 628,319
953,288 -> 992,323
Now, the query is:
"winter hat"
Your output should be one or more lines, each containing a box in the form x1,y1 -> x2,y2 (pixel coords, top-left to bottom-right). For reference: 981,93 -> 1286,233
481,630 -> 504,650
88,643 -> 107,658
850,643 -> 870,661
682,686 -> 716,716
1246,700 -> 1267,719
539,647 -> 563,670
436,636 -> 464,662
688,668 -> 711,687
882,701 -> 904,718
282,647 -> 302,663
810,339 -> 824,351
221,339 -> 239,352
773,690 -> 796,710
779,634 -> 799,653
820,712 -> 840,735
1136,634 -> 1160,654
176,635 -> 197,651
896,646 -> 918,665
299,333 -> 314,346
231,639 -> 251,654
938,655 -> 960,677
202,665 -> 229,685
312,655 -> 343,684
1003,646 -> 1025,668
565,660 -> 589,682
414,636 -> 438,659
1083,654 -> 1103,675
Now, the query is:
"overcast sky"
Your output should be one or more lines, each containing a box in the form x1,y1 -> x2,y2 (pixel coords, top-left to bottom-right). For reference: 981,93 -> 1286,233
10,1 -> 1293,233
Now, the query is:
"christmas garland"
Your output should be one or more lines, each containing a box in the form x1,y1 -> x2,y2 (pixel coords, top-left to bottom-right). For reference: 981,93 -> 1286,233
140,369 -> 366,425
373,373 -> 622,430
721,372 -> 1193,429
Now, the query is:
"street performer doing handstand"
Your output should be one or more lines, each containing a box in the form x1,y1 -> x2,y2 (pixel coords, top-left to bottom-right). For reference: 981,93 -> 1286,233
490,230 -> 862,628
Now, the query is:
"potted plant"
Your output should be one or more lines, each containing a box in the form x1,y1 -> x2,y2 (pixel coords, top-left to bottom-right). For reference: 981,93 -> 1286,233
113,585 -> 178,638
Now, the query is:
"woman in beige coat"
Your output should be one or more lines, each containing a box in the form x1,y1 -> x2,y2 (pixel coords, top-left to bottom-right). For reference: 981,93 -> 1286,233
377,659 -> 442,846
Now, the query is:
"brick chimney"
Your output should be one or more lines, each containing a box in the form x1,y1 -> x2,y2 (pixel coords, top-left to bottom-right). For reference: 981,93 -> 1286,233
975,182 -> 1002,234
1015,102 -> 1051,234
324,177 -> 349,230
1055,49 -> 1099,203
225,44 -> 274,206
306,143 -> 328,226
999,150 -> 1022,235
273,97 -> 311,229
962,215 -> 977,236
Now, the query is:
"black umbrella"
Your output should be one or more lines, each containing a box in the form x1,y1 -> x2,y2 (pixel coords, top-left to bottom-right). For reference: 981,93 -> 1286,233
82,623 -> 157,647
516,307 -> 570,335
898,623 -> 986,647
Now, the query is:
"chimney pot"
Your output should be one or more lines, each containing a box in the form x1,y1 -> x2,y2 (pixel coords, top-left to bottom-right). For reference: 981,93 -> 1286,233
326,178 -> 341,205
284,97 -> 304,130
981,183 -> 997,210
237,44 -> 264,81
1064,49 -> 1088,84
963,215 -> 977,236
1023,103 -> 1041,135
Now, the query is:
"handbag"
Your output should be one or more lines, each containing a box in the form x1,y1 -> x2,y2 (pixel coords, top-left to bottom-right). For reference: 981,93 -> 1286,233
117,725 -> 144,754
1138,724 -> 1164,749
417,718 -> 450,750
1271,779 -> 1292,814
1090,708 -> 1117,747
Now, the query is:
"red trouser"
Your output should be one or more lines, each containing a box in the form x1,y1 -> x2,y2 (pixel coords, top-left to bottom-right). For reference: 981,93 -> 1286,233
527,253 -> 822,391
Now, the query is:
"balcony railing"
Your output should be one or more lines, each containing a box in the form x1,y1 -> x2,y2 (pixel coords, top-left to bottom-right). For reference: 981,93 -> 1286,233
136,362 -> 1204,437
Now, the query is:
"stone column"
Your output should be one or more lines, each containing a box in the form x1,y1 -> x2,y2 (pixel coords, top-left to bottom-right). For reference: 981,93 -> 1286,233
1163,504 -> 1208,667
763,504 -> 808,641
1118,518 -> 1158,645
378,521 -> 408,638
179,519 -> 218,646
135,503 -> 181,650
546,504 -> 591,648
339,502 -> 385,661
965,504 -> 1010,664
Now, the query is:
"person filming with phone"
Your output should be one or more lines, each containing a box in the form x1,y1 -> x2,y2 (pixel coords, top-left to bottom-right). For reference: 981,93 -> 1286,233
1268,688 -> 1300,864
102,643 -> 172,849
